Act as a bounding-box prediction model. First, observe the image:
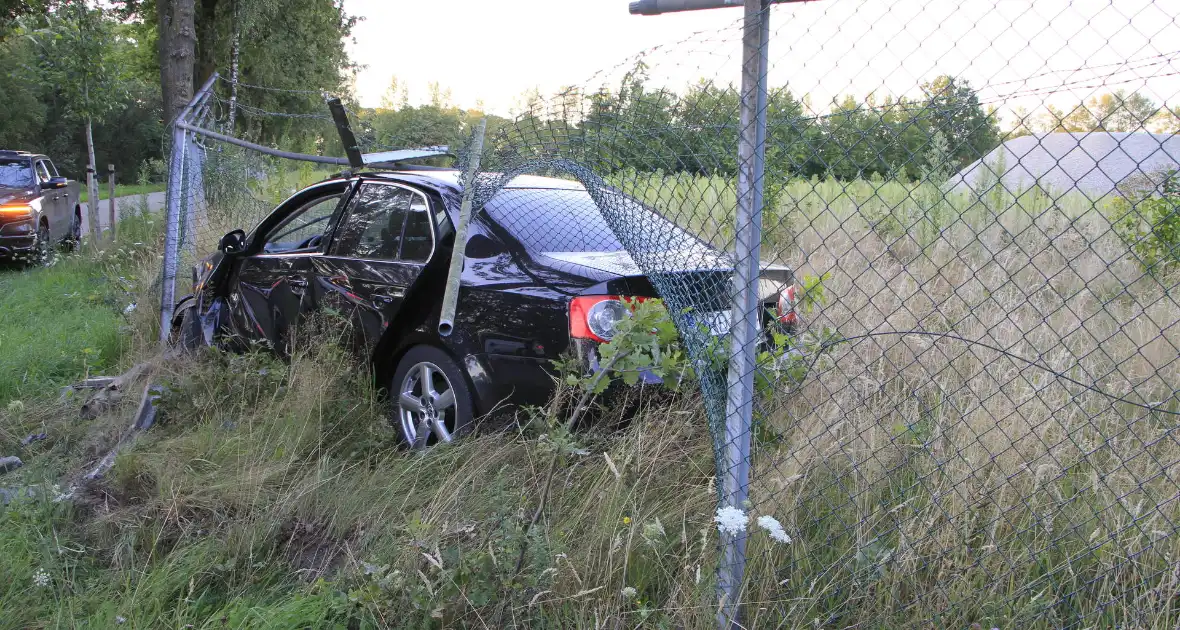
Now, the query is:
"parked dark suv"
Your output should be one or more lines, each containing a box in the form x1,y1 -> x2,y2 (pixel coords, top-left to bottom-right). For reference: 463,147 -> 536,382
173,169 -> 797,448
0,150 -> 82,263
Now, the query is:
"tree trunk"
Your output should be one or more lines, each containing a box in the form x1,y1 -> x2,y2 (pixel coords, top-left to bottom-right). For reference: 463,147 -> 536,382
85,117 -> 101,241
195,0 -> 221,93
159,0 -> 197,125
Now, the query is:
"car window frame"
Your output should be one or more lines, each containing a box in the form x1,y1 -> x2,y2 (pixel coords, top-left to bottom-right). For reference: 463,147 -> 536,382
328,180 -> 438,265
34,160 -> 51,184
44,160 -> 59,177
246,179 -> 354,257
265,195 -> 345,249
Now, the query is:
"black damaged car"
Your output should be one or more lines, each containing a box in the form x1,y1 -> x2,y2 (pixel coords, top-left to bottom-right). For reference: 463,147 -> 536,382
173,169 -> 797,448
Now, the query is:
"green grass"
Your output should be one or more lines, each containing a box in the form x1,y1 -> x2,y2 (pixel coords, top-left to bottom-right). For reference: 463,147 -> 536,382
0,258 -> 126,403
0,208 -> 164,404
78,183 -> 166,203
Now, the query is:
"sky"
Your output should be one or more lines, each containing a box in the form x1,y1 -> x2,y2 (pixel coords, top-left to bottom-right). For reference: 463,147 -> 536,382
344,0 -> 1180,121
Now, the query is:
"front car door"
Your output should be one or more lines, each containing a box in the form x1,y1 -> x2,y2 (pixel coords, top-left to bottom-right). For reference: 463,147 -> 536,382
41,159 -> 76,240
33,160 -> 67,237
228,182 -> 349,353
316,181 -> 439,354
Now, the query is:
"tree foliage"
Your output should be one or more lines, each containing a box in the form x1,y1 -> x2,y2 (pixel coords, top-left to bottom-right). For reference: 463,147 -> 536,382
0,2 -> 161,180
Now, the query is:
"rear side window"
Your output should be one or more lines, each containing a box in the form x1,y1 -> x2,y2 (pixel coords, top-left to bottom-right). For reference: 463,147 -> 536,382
331,183 -> 434,262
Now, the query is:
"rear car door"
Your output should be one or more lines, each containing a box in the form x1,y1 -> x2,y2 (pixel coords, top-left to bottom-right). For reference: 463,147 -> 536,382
230,185 -> 347,353
317,181 -> 439,353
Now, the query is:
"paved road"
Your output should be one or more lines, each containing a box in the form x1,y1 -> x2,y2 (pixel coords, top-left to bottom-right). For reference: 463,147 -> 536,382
79,191 -> 167,237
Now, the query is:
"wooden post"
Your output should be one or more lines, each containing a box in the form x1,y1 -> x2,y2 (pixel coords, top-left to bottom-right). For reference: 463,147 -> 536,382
107,164 -> 116,239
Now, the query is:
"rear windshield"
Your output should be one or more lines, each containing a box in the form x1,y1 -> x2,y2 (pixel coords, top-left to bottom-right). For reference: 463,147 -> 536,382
482,187 -> 702,253
0,159 -> 34,188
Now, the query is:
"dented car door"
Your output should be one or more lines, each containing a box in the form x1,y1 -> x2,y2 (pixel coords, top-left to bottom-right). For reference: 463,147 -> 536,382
315,181 -> 439,353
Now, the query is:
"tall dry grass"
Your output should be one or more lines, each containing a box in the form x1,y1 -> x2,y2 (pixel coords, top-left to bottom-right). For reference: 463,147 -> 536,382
7,166 -> 1180,628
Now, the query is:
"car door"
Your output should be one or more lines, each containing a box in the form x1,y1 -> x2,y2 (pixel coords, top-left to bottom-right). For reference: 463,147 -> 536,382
316,181 -> 438,354
33,160 -> 66,236
230,185 -> 348,354
42,159 -> 76,239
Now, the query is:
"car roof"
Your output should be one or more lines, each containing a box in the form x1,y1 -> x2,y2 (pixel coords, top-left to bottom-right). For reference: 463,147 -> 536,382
0,150 -> 42,160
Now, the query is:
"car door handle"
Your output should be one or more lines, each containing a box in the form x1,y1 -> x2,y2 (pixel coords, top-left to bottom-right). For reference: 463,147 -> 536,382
288,278 -> 308,289
372,294 -> 395,305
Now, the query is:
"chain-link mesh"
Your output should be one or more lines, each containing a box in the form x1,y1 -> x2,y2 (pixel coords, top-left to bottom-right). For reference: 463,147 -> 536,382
162,0 -> 1180,625
454,1 -> 1180,626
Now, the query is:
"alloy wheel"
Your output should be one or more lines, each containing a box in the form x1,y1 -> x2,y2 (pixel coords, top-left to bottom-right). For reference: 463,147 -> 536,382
397,361 -> 458,448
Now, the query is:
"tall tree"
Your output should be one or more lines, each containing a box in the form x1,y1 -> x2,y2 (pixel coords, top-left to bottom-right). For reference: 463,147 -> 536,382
30,0 -> 121,238
157,0 -> 196,123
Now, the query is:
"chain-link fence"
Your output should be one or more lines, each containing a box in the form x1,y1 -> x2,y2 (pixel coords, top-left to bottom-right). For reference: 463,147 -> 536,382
161,0 -> 1180,626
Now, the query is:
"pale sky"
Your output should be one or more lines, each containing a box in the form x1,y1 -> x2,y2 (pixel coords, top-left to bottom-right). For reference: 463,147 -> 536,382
344,0 -> 1180,120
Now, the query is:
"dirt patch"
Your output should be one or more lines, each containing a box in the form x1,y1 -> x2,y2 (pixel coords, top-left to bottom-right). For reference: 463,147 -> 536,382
279,519 -> 360,581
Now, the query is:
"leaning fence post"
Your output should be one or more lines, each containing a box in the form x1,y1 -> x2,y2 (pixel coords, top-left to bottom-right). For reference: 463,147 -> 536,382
107,164 -> 116,239
159,125 -> 187,344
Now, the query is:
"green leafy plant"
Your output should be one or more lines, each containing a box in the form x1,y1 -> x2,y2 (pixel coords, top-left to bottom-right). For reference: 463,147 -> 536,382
1109,169 -> 1180,274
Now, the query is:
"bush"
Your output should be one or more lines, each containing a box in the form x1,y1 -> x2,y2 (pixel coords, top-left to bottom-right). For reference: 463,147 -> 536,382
1110,169 -> 1180,273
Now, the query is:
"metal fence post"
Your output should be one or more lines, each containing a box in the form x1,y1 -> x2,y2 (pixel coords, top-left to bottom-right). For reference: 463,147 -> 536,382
159,124 -> 187,344
107,164 -> 116,239
718,0 -> 769,627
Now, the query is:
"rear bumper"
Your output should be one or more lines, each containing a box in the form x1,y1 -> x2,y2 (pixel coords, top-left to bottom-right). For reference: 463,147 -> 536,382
463,352 -> 557,415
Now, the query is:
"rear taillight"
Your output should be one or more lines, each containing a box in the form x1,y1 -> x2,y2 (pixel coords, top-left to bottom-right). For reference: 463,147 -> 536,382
570,295 -> 643,343
776,285 -> 799,324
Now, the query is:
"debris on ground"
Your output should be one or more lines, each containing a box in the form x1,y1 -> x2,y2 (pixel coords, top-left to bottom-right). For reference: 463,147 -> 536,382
0,456 -> 23,475
21,433 -> 48,446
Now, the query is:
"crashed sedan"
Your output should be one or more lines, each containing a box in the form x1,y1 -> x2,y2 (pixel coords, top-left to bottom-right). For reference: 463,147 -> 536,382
173,168 -> 797,448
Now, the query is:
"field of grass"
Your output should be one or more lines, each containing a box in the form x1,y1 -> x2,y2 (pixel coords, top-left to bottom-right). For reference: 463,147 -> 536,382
78,183 -> 167,204
2,168 -> 1179,628
0,206 -> 163,404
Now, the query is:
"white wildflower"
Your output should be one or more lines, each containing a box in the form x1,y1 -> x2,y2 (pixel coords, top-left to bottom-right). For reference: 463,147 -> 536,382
32,568 -> 50,588
115,615 -> 126,624
7,400 -> 24,413
641,517 -> 666,547
620,586 -> 637,599
756,515 -> 792,544
714,506 -> 748,535
123,303 -> 137,315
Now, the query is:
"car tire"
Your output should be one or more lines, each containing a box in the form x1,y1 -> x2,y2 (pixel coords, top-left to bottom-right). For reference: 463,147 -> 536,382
30,221 -> 53,267
62,207 -> 82,251
390,345 -> 474,450
171,304 -> 203,351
